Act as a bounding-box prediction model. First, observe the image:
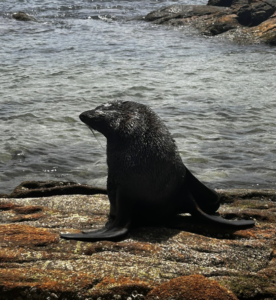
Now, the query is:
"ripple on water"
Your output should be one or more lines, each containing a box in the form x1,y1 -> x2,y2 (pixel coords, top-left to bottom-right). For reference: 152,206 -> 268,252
0,0 -> 276,193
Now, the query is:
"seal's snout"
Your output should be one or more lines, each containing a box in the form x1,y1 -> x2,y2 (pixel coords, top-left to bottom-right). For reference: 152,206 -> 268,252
79,110 -> 99,127
79,113 -> 86,123
79,111 -> 92,124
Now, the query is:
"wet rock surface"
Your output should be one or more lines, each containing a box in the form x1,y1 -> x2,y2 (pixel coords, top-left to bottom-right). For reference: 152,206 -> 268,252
145,0 -> 276,45
0,183 -> 276,299
0,180 -> 107,199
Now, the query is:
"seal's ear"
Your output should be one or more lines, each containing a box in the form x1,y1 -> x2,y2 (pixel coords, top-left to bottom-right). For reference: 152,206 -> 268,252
124,112 -> 141,132
108,111 -> 139,136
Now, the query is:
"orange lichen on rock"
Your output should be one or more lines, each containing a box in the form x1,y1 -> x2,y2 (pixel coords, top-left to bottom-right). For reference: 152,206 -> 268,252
120,241 -> 162,255
146,275 -> 238,300
10,212 -> 45,222
0,248 -> 21,262
234,224 -> 276,240
90,276 -> 153,299
0,202 -> 20,210
0,267 -> 99,294
0,224 -> 59,246
0,269 -> 154,299
13,205 -> 44,214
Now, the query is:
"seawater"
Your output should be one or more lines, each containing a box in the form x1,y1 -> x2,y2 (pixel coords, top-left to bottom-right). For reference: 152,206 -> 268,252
0,0 -> 276,194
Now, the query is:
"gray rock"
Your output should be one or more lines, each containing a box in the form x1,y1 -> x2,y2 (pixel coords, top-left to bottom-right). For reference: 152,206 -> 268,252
145,0 -> 276,45
145,5 -> 230,23
12,12 -> 37,22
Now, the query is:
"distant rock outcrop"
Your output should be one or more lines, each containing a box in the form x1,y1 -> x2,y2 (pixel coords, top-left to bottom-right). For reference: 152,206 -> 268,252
145,0 -> 276,45
12,12 -> 37,22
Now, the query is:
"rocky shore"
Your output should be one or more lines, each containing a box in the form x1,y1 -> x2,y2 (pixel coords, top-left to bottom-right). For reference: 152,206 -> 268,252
0,181 -> 275,299
10,1 -> 276,45
145,0 -> 276,45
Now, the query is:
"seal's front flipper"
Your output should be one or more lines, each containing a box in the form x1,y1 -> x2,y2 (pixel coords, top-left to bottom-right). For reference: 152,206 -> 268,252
60,227 -> 129,241
60,189 -> 132,242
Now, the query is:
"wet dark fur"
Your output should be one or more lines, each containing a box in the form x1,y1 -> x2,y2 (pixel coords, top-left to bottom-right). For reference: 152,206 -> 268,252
60,101 -> 255,241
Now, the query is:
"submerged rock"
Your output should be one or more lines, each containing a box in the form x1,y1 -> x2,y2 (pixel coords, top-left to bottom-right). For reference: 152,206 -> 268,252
12,12 -> 37,22
145,0 -> 276,45
0,183 -> 276,299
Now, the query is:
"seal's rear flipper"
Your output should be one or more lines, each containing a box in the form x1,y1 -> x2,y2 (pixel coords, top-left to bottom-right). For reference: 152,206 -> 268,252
60,227 -> 129,241
199,214 -> 255,229
185,168 -> 220,214
187,191 -> 255,229
81,227 -> 107,234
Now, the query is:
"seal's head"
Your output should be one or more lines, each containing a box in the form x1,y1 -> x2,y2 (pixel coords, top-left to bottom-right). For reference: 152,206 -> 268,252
80,100 -> 154,139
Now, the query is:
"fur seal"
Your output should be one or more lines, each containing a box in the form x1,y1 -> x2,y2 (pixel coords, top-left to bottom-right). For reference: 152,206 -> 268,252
60,101 -> 255,241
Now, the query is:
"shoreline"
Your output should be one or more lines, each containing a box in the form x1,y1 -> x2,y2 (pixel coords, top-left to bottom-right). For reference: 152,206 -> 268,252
1,180 -> 276,200
145,0 -> 276,45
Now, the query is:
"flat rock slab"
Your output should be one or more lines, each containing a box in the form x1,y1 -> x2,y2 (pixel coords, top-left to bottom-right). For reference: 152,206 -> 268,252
0,188 -> 276,299
145,0 -> 276,45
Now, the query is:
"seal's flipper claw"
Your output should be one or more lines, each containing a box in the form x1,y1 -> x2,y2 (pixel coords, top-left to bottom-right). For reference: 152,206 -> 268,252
60,227 -> 129,241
